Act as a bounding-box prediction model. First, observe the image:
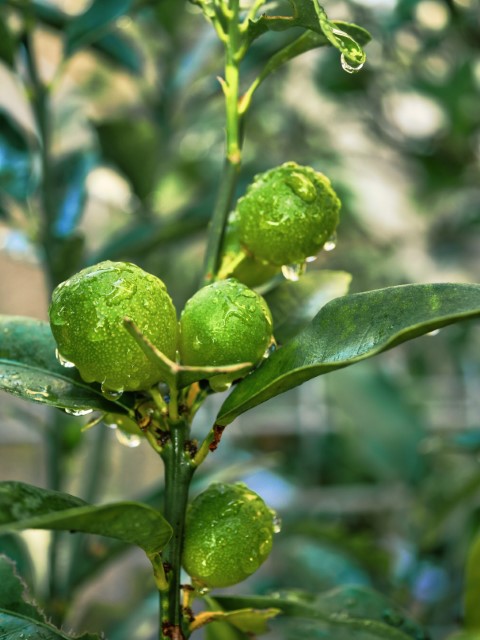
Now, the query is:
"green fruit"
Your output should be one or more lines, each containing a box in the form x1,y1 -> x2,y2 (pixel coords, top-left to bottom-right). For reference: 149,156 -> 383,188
182,483 -> 275,588
236,161 -> 341,266
49,261 -> 177,392
178,279 -> 273,389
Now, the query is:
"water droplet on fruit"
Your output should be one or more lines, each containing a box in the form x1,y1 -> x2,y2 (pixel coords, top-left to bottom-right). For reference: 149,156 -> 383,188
285,172 -> 317,203
115,430 -> 141,448
64,408 -> 94,416
55,349 -> 75,368
281,263 -> 306,281
323,232 -> 337,252
340,53 -> 364,74
273,513 -> 282,533
101,384 -> 124,400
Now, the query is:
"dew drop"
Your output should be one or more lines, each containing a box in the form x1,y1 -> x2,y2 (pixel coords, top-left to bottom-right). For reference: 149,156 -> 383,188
323,232 -> 337,252
105,422 -> 118,430
115,430 -> 141,448
281,263 -> 306,281
263,343 -> 277,359
64,408 -> 94,416
273,513 -> 282,534
305,255 -> 318,263
55,349 -> 75,368
198,586 -> 210,596
101,383 -> 124,400
340,53 -> 365,74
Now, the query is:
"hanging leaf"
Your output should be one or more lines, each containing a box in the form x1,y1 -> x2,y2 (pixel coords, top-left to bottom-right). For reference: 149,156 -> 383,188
215,586 -> 427,640
0,482 -> 172,555
0,316 -> 135,415
0,112 -> 39,201
52,150 -> 97,238
65,0 -> 135,56
216,283 -> 480,425
265,270 -> 352,343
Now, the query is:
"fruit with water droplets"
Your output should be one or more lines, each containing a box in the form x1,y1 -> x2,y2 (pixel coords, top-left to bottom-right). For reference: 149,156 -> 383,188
182,482 -> 275,588
178,278 -> 273,390
49,261 -> 177,392
236,161 -> 341,267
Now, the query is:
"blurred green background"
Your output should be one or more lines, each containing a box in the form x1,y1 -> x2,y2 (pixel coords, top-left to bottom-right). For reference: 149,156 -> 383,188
0,0 -> 479,638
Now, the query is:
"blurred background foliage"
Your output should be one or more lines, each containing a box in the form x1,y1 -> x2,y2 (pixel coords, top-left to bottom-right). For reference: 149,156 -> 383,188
0,0 -> 479,638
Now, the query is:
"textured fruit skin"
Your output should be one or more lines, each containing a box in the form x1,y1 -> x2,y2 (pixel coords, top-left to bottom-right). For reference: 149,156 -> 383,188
49,261 -> 177,392
236,161 -> 341,266
178,279 -> 273,376
182,483 -> 274,588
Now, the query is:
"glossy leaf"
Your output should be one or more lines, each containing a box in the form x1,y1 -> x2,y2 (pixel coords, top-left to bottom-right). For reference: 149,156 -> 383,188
0,316 -> 134,415
265,270 -> 352,343
215,585 -> 427,639
0,113 -> 38,201
0,482 -> 172,555
52,150 -> 97,238
65,0 -> 134,56
216,283 -> 480,425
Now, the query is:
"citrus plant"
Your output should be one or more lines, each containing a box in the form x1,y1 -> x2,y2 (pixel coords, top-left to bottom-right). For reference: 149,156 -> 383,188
0,1 -> 479,640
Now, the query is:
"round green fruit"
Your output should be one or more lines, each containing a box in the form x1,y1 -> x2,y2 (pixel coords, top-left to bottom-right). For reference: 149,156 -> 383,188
236,161 -> 341,266
178,279 -> 273,389
49,261 -> 177,392
182,482 -> 275,589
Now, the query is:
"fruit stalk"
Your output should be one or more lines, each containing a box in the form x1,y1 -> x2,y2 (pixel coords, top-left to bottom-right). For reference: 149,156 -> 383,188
202,0 -> 243,284
159,418 -> 194,640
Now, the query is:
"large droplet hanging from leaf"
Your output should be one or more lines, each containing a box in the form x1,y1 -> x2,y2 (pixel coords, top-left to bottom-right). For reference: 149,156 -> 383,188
49,261 -> 177,392
236,162 -> 341,267
182,482 -> 276,589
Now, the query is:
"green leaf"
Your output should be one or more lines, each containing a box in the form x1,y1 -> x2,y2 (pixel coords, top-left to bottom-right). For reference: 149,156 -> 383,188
94,30 -> 143,74
0,316 -> 135,415
465,532 -> 480,630
265,270 -> 352,343
216,283 -> 480,425
52,150 -> 97,238
0,482 -> 172,555
192,605 -> 280,634
0,555 -> 43,622
0,611 -> 100,639
0,18 -> 16,67
0,535 -> 35,588
0,112 -> 39,201
65,0 -> 134,56
215,586 -> 427,640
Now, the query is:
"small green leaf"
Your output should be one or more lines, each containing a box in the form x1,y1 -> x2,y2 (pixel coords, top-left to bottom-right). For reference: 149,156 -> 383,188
0,112 -> 39,201
65,0 -> 134,56
265,270 -> 352,343
215,586 -> 426,640
0,316 -> 135,415
217,283 -> 480,425
0,482 -> 172,555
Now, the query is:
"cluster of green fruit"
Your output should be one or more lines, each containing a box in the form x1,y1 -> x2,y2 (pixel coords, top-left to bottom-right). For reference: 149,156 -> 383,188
49,162 -> 340,394
48,162 -> 340,589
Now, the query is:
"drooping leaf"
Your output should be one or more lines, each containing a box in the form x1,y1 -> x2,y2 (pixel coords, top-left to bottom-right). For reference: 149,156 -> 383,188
215,585 -> 427,640
0,316 -> 135,415
0,112 -> 39,201
52,150 -> 97,238
0,482 -> 172,555
216,283 -> 480,425
265,270 -> 351,343
65,0 -> 134,56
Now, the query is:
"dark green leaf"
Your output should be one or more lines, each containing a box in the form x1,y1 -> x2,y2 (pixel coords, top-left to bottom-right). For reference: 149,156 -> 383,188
94,30 -> 143,74
0,18 -> 16,67
65,0 -> 134,56
215,585 -> 427,640
52,150 -> 97,238
265,270 -> 351,343
0,555 -> 43,622
0,611 -> 100,639
0,316 -> 134,415
0,482 -> 172,555
95,119 -> 161,202
0,536 -> 35,588
217,283 -> 480,425
0,112 -> 39,201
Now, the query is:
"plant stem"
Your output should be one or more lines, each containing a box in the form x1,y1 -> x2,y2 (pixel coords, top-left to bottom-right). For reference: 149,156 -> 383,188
159,419 -> 194,640
202,0 -> 243,285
